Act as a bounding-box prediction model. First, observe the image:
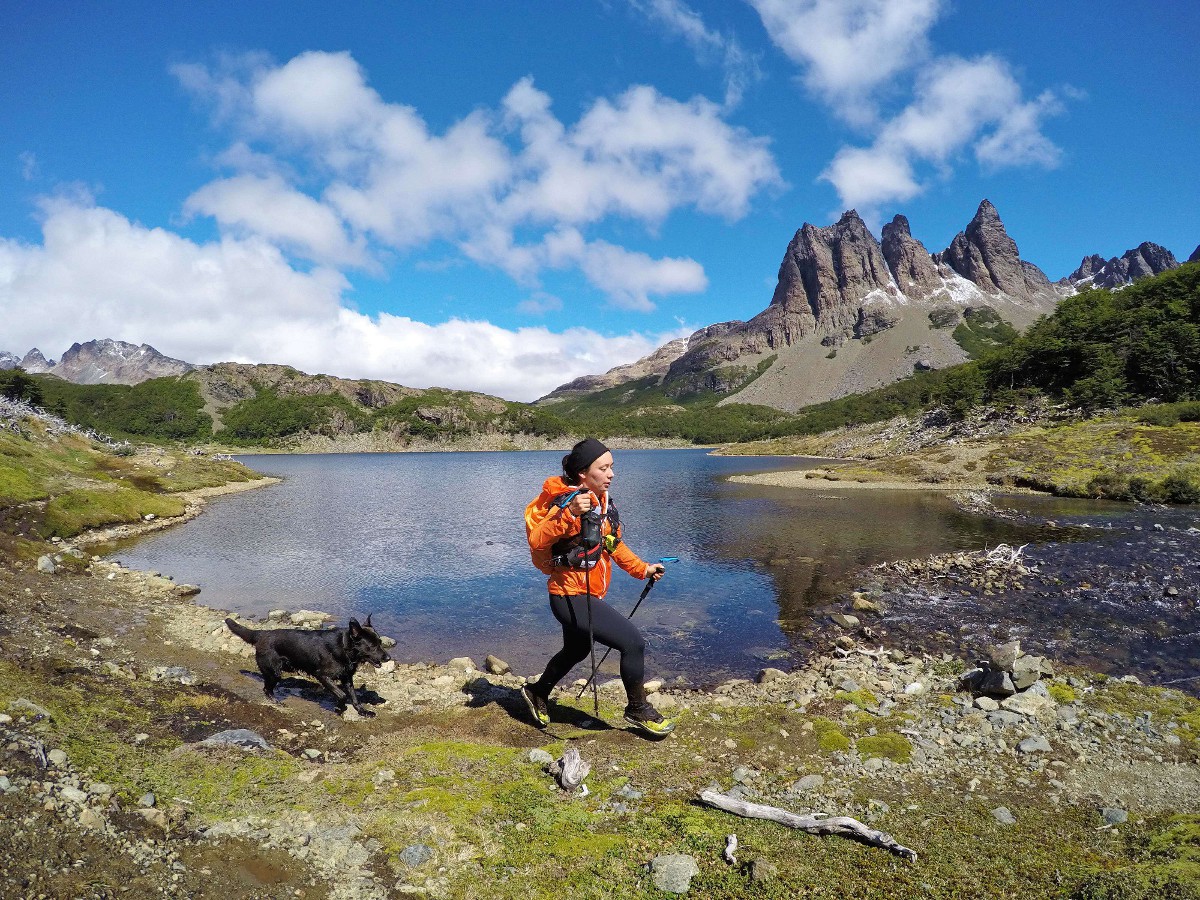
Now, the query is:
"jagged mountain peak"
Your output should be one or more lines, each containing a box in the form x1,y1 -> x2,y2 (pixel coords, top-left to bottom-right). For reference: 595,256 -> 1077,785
547,198 -> 1065,410
3,339 -> 194,385
1189,245 -> 1200,264
938,199 -> 1052,302
1068,241 -> 1179,290
19,349 -> 53,372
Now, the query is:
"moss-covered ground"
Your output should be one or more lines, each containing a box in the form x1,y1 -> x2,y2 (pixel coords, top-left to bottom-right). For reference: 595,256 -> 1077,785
0,419 -> 257,543
721,413 -> 1200,503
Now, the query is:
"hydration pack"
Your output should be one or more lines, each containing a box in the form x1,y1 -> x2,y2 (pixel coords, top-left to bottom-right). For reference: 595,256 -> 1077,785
550,498 -> 620,569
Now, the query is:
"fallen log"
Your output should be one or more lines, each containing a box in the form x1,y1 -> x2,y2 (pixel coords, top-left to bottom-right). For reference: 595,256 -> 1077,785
698,791 -> 918,862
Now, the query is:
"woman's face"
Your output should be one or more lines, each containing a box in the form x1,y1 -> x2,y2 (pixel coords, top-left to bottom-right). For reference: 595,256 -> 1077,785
580,451 -> 614,495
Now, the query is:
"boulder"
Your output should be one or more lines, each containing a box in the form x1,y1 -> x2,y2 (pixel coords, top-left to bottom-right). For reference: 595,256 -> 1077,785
988,640 -> 1023,672
1011,655 -> 1045,690
757,668 -> 787,684
650,854 -> 700,894
484,655 -> 511,676
980,670 -> 1017,698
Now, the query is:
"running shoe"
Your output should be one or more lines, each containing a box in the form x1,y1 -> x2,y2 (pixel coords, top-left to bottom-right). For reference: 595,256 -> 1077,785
623,700 -> 676,738
521,685 -> 550,728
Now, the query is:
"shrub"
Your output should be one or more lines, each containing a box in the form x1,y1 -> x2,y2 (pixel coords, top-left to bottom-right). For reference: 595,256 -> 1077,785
1160,472 -> 1200,504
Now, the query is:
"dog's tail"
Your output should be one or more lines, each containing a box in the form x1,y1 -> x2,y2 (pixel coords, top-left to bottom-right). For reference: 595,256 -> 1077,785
224,617 -> 259,645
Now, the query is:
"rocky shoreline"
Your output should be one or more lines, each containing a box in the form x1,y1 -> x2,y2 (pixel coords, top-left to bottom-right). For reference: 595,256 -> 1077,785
3,520 -> 1199,897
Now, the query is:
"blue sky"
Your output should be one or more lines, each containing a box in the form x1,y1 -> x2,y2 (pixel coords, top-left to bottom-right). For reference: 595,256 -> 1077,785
1,1 -> 1197,400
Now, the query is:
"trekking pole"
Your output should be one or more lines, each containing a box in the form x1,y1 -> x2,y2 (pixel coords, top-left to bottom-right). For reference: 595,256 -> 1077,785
577,557 -> 678,700
585,544 -> 600,717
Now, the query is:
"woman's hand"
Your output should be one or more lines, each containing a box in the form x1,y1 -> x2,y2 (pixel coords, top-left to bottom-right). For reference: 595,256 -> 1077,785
645,563 -> 665,581
567,492 -> 593,516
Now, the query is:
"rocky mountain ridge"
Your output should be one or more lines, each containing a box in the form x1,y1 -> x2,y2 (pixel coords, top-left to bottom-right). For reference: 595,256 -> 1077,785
544,200 -> 1190,412
0,339 -> 194,385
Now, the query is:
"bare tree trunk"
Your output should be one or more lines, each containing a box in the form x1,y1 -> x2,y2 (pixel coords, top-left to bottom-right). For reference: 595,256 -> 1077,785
698,791 -> 918,862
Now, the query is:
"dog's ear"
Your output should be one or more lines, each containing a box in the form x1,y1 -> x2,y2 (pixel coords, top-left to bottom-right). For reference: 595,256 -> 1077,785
348,618 -> 362,637
364,613 -> 373,629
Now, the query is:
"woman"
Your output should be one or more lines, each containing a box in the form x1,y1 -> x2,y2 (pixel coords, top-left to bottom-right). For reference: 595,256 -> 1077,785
522,438 -> 674,737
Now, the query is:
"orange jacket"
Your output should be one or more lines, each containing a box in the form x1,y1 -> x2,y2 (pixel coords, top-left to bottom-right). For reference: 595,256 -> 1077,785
525,475 -> 650,598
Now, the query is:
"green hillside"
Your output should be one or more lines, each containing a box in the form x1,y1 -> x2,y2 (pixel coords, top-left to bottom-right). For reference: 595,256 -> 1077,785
7,263 -> 1199,449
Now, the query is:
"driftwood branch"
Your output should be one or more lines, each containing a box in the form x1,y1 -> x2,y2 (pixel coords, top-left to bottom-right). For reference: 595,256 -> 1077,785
722,834 -> 738,865
698,791 -> 918,862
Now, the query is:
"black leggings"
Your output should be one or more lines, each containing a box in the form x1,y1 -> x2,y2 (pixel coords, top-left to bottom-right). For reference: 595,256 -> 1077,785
531,593 -> 645,702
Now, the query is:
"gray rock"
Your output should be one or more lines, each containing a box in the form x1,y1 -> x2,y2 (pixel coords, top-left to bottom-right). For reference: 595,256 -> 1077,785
830,613 -> 860,629
616,784 -> 644,800
863,757 -> 885,772
1001,692 -> 1054,718
9,698 -> 52,722
59,785 -> 89,806
988,640 -> 1023,672
138,792 -> 156,808
839,679 -> 860,692
974,696 -> 1000,712
484,654 -> 511,676
991,806 -> 1017,825
980,670 -> 1017,698
528,749 -> 554,766
987,710 -> 1024,728
199,729 -> 272,752
791,774 -> 824,793
78,807 -> 106,831
147,666 -> 197,686
731,766 -> 756,784
757,667 -> 787,684
746,858 -> 779,883
650,854 -> 700,894
1017,735 -> 1052,754
1102,808 -> 1128,826
1011,655 -> 1044,690
289,609 -> 331,627
1027,680 -> 1051,699
0,776 -> 10,792
399,844 -> 434,867
48,748 -> 68,767
37,555 -> 57,574
447,657 -> 477,671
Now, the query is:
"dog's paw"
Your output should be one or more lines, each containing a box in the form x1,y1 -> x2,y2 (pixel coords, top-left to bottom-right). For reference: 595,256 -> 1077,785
358,708 -> 377,718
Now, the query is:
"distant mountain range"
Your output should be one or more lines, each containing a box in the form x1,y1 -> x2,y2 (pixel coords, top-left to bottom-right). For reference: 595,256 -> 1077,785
3,204 -> 1194,421
541,200 -> 1194,412
0,339 -> 193,385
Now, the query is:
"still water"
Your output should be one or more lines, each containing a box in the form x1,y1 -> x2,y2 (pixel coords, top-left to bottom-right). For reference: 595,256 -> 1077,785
110,449 -> 1062,684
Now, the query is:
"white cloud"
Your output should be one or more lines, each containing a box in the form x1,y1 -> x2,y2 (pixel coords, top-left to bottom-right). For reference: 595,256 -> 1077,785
517,292 -> 563,315
19,151 -> 39,181
820,57 -> 1066,212
750,0 -> 942,123
177,53 -> 779,310
0,199 -> 685,401
751,2 -> 1069,213
628,0 -> 762,109
184,173 -> 369,267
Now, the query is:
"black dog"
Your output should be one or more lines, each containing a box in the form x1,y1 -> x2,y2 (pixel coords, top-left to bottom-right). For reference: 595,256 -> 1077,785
225,616 -> 391,717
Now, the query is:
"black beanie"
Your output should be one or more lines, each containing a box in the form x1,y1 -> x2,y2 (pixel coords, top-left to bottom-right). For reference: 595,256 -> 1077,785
562,438 -> 610,481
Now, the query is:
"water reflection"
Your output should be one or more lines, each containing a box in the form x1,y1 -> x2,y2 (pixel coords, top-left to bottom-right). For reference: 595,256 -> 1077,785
107,450 -> 1187,685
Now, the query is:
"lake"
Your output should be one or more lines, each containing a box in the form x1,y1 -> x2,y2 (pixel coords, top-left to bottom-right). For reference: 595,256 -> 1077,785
108,449 -> 1080,685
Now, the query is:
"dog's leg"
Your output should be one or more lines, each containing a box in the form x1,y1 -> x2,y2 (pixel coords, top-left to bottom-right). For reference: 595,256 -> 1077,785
314,674 -> 352,712
340,675 -> 375,717
258,652 -> 282,702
